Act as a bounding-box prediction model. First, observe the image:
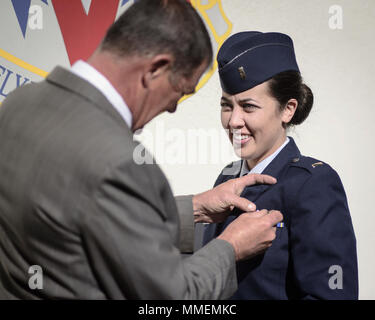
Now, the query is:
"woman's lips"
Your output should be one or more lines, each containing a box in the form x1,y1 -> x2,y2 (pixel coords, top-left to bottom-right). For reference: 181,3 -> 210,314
232,133 -> 252,146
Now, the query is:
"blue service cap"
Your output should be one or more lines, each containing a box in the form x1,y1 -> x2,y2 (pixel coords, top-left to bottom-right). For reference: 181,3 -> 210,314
217,31 -> 300,95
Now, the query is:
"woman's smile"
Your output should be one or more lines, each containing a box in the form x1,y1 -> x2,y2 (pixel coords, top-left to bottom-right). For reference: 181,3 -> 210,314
231,131 -> 253,146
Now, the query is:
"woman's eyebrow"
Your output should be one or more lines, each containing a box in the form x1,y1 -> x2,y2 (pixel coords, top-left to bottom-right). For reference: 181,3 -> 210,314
238,98 -> 259,103
221,96 -> 259,104
220,96 -> 231,102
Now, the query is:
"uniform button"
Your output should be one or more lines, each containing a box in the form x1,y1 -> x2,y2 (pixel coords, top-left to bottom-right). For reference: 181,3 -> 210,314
292,157 -> 300,163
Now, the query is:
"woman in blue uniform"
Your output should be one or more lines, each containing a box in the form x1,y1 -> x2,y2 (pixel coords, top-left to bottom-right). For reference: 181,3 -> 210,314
203,31 -> 358,299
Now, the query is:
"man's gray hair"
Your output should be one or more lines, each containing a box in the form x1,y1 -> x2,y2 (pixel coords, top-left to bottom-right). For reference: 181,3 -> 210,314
101,0 -> 213,78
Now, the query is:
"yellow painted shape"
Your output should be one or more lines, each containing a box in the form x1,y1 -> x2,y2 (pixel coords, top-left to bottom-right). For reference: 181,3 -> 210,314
0,48 -> 48,106
0,48 -> 48,78
179,0 -> 232,103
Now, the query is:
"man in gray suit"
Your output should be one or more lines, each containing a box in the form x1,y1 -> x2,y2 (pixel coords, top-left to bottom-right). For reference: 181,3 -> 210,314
0,0 -> 282,299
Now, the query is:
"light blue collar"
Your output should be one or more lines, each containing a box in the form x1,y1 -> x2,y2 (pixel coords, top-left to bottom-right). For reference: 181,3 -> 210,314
240,137 -> 290,176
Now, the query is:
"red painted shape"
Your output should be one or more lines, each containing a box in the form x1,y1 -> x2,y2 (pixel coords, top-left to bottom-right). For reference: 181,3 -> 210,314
52,0 -> 118,65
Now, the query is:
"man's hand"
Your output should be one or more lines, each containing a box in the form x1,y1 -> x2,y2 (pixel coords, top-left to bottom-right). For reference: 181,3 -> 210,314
192,174 -> 277,223
218,210 -> 283,261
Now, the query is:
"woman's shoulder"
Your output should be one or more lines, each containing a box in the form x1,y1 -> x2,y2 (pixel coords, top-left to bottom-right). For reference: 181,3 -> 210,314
284,154 -> 350,226
288,155 -> 340,179
285,155 -> 345,200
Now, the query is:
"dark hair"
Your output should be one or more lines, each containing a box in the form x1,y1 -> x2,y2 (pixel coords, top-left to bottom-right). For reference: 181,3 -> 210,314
100,0 -> 213,78
268,70 -> 314,127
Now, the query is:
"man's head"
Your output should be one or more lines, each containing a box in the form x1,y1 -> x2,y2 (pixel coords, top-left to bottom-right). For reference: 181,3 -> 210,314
90,0 -> 213,131
101,0 -> 212,79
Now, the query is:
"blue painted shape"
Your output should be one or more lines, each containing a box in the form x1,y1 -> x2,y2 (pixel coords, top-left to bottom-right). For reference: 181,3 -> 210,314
11,0 -> 31,38
121,0 -> 138,6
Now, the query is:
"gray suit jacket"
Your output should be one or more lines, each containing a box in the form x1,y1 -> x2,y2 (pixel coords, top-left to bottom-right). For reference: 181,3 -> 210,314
0,67 -> 237,299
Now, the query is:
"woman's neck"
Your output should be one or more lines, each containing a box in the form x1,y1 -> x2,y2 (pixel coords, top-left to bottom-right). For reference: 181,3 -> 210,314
246,135 -> 288,170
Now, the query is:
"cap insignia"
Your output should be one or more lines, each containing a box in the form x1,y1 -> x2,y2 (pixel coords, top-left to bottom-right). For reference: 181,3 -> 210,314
238,66 -> 246,80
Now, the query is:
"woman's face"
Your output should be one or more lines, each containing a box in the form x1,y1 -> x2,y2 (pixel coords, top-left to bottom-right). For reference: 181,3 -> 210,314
220,81 -> 294,168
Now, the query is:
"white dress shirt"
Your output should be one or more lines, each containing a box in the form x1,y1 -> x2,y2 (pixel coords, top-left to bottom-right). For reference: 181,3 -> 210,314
240,137 -> 290,176
71,60 -> 133,128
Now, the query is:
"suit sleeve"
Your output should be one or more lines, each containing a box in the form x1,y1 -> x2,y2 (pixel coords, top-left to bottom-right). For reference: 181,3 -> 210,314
288,166 -> 358,299
79,160 -> 237,299
174,195 -> 195,253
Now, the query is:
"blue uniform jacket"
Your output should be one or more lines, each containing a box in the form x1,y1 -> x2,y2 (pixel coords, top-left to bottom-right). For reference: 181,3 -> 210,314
203,137 -> 358,299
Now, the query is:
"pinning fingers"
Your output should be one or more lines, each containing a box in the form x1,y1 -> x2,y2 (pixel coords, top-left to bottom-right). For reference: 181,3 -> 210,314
267,210 -> 283,226
228,195 -> 257,212
238,174 -> 277,188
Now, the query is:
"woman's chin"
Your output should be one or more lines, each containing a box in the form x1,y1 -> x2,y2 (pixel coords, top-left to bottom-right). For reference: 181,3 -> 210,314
232,140 -> 254,159
233,147 -> 252,159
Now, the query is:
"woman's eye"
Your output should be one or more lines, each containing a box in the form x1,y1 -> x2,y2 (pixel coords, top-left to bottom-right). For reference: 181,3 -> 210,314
220,103 -> 232,110
243,104 -> 258,111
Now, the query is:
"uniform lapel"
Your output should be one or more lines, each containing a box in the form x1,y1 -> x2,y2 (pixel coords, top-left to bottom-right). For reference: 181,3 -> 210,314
202,223 -> 218,246
202,164 -> 242,245
203,137 -> 301,244
240,137 -> 301,203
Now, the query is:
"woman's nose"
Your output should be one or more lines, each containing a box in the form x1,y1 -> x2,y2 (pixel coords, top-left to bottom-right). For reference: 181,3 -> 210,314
228,107 -> 244,129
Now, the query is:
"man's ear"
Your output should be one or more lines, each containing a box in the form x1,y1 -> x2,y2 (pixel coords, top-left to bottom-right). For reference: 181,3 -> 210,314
281,98 -> 298,124
142,54 -> 174,89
